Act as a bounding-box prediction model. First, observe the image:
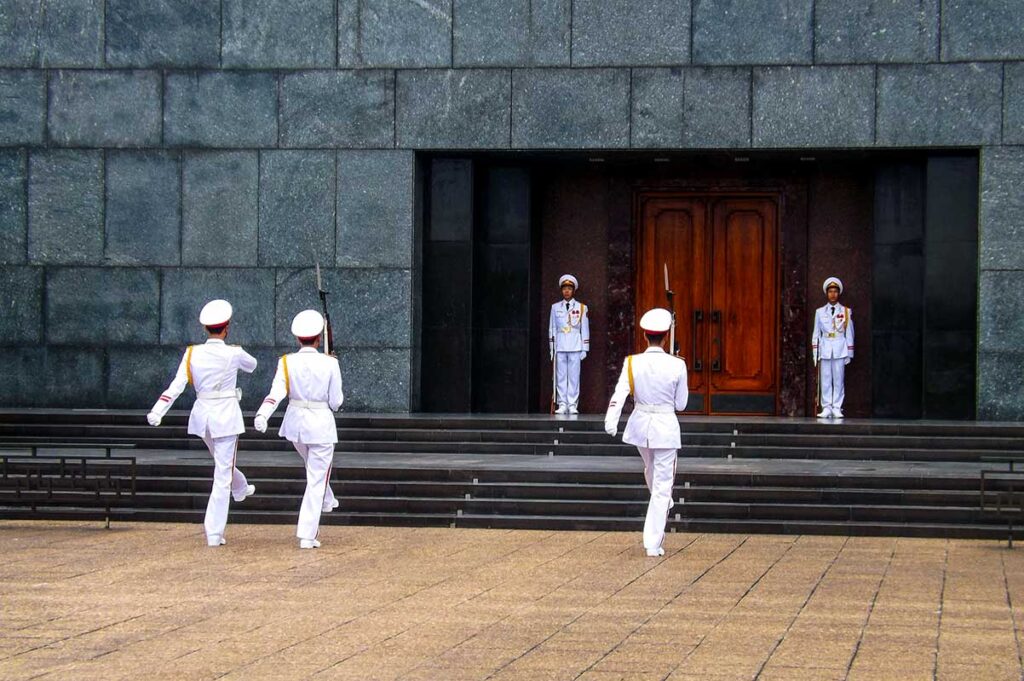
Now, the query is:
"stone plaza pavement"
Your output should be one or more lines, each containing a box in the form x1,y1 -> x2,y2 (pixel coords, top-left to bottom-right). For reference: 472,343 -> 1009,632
2,522 -> 1023,681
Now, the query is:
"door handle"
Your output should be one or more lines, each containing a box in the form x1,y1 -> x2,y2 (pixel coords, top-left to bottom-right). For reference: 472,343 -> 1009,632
692,310 -> 703,372
710,310 -> 722,372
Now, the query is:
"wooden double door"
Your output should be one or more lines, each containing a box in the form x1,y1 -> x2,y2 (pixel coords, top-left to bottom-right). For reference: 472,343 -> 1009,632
637,193 -> 779,414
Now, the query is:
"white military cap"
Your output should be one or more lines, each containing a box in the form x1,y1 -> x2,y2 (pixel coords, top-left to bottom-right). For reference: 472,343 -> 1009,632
291,309 -> 325,339
559,274 -> 578,289
199,299 -> 232,326
639,308 -> 672,334
822,277 -> 843,294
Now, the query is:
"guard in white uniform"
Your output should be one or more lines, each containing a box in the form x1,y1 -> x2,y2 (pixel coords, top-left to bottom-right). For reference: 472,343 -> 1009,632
812,277 -> 854,419
548,274 -> 590,414
605,308 -> 688,557
254,310 -> 343,549
147,299 -> 257,547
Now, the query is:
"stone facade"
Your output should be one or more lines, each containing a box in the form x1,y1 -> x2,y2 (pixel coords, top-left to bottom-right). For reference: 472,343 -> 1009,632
0,0 -> 1021,417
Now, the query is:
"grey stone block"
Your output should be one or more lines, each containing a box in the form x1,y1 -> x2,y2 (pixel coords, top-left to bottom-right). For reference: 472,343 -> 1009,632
453,0 -> 569,67
275,267 -> 411,347
239,346 -> 288,411
105,152 -> 181,266
753,66 -> 873,148
1005,63 -> 1024,145
632,67 -> 751,148
280,71 -> 394,149
684,66 -> 751,148
46,267 -> 160,343
161,269 -> 276,346
339,0 -> 452,67
693,0 -> 813,65
337,151 -> 414,267
223,0 -> 334,68
0,0 -> 40,66
0,70 -> 44,145
572,0 -> 689,66
512,69 -> 629,149
182,152 -> 259,266
0,347 -> 104,407
814,0 -> 938,64
877,64 -> 1002,147
337,348 -> 411,411
979,270 -> 1024,354
0,150 -> 26,264
27,151 -> 103,264
942,0 -> 1024,61
396,69 -> 510,149
39,0 -> 104,67
978,350 -> 1024,420
0,266 -> 42,343
259,151 -> 336,267
165,72 -> 278,148
980,147 -> 1024,270
49,70 -> 161,147
107,346 -> 192,409
632,68 -> 683,148
106,0 -> 220,67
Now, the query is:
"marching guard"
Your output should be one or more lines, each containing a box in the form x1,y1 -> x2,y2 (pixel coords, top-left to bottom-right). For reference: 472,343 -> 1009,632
146,299 -> 257,547
604,308 -> 689,557
548,274 -> 590,414
254,310 -> 343,549
812,277 -> 854,419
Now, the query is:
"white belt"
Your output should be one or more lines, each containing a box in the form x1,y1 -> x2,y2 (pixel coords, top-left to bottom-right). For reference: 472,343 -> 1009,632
634,403 -> 676,414
289,399 -> 330,410
196,389 -> 240,400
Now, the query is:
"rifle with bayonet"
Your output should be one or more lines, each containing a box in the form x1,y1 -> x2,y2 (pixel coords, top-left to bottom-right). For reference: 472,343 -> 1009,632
664,263 -> 680,356
315,262 -> 336,356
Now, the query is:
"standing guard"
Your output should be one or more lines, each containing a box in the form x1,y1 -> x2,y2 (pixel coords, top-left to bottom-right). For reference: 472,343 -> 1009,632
254,310 -> 343,549
812,277 -> 855,419
605,308 -> 689,557
146,299 -> 257,547
548,274 -> 590,414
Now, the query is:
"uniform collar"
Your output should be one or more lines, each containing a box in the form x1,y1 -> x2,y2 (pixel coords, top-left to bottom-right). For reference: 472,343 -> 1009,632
564,298 -> 576,305
644,346 -> 665,354
205,338 -> 225,345
298,347 -> 319,354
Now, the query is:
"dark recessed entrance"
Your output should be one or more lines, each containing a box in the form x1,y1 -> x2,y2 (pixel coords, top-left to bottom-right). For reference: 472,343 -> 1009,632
417,151 -> 978,420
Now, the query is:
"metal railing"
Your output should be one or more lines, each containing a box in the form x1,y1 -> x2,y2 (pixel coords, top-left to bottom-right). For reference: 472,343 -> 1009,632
0,444 -> 137,528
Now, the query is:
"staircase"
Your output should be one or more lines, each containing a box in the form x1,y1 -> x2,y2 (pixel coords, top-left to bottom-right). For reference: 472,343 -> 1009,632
2,410 -> 1023,539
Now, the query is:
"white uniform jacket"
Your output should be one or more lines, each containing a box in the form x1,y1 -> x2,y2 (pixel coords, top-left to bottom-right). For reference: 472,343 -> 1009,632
549,299 -> 590,353
812,304 -> 854,360
605,347 -> 689,449
150,339 -> 257,438
256,348 -> 343,445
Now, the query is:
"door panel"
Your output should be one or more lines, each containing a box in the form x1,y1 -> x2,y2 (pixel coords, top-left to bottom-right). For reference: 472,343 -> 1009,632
711,198 -> 777,393
637,193 -> 778,415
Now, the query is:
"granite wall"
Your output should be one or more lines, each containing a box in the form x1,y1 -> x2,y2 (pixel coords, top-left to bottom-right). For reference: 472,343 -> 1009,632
0,0 -> 1021,417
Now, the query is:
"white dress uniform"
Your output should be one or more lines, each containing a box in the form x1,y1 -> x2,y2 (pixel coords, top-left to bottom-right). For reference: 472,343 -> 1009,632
147,299 -> 257,546
548,274 -> 590,414
605,308 -> 688,556
255,310 -> 343,549
811,277 -> 854,418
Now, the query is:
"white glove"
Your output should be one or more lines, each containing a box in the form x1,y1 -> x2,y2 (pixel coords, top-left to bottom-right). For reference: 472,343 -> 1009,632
812,348 -> 819,365
844,357 -> 851,366
549,349 -> 554,362
146,412 -> 161,427
605,424 -> 616,437
581,352 -> 587,361
254,415 -> 268,433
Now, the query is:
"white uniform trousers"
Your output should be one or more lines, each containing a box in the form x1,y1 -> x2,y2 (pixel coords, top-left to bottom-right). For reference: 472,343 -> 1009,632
638,446 -> 677,551
200,433 -> 250,539
294,442 -> 338,511
819,358 -> 846,411
294,442 -> 335,541
555,351 -> 581,408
